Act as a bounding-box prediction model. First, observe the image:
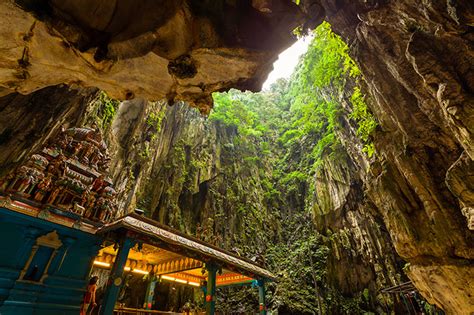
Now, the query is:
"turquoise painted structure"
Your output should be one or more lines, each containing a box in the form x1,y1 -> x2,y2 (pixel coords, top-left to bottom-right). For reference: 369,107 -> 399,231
0,207 -> 102,315
143,276 -> 158,310
0,124 -> 276,315
97,214 -> 276,315
205,263 -> 217,315
0,206 -> 274,315
100,236 -> 135,315
0,125 -> 122,314
257,279 -> 266,315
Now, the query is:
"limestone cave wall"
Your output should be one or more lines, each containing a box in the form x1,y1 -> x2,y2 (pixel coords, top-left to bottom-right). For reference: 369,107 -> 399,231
0,85 -> 98,176
0,88 -> 404,313
0,0 -> 311,112
0,0 -> 473,314
316,1 -> 474,313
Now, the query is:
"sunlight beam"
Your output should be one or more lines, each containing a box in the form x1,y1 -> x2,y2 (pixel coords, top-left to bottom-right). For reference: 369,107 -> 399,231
262,35 -> 312,90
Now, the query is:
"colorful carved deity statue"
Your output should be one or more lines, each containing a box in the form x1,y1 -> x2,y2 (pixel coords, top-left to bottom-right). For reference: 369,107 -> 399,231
86,123 -> 103,146
16,167 -> 42,195
34,174 -> 52,202
80,141 -> 94,164
49,154 -> 67,178
90,151 -> 101,170
0,124 -> 120,224
55,128 -> 70,151
46,185 -> 63,205
72,141 -> 83,158
16,168 -> 34,193
83,192 -> 97,218
64,135 -> 74,152
91,175 -> 107,193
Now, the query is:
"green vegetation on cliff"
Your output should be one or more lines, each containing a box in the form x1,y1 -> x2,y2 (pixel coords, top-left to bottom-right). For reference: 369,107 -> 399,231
204,22 -> 380,314
134,22 -> 388,314
92,91 -> 120,131
210,22 -> 377,167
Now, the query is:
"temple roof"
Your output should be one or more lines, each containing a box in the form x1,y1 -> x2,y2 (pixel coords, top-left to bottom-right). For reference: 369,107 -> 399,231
98,213 -> 277,281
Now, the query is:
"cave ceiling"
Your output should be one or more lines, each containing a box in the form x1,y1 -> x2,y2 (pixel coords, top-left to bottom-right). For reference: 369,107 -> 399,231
0,0 -> 324,113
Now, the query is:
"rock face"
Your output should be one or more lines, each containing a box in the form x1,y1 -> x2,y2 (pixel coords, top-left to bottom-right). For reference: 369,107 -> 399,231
0,0 -> 473,314
0,89 -> 403,313
317,1 -> 474,314
0,85 -> 98,176
312,152 -> 402,302
110,99 -> 404,313
0,0 -> 311,113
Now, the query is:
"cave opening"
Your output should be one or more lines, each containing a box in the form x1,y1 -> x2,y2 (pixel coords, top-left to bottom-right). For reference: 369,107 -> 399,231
0,1 -> 473,314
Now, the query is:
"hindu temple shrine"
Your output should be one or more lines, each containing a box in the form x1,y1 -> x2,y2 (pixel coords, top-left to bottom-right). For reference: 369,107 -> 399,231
0,124 -> 275,314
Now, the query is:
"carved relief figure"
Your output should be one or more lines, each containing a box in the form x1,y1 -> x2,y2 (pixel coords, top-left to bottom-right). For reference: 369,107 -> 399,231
34,174 -> 52,202
0,124 -> 120,224
17,168 -> 37,194
47,185 -> 63,205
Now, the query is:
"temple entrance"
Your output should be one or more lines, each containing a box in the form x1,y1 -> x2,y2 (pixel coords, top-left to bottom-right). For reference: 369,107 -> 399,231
90,244 -> 200,314
88,214 -> 275,315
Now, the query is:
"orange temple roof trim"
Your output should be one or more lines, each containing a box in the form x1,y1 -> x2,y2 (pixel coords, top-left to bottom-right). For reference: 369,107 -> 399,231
98,213 -> 277,281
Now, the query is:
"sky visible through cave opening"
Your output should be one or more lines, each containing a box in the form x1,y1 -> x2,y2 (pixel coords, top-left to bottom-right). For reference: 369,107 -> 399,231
262,35 -> 313,90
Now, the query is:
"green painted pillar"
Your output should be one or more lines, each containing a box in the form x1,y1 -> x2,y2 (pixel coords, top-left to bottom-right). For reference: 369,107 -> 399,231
257,279 -> 267,315
143,274 -> 157,310
100,236 -> 135,315
205,263 -> 218,315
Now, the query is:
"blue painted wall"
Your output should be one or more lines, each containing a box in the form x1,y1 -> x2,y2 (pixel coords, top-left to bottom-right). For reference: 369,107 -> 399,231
0,207 -> 102,315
